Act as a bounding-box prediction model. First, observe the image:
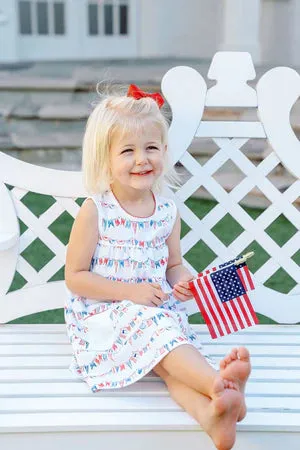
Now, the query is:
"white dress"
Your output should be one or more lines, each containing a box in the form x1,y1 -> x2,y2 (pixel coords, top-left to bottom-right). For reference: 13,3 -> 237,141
64,190 -> 215,392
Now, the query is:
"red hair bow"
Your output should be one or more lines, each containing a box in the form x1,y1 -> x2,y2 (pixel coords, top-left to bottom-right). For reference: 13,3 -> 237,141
127,84 -> 164,108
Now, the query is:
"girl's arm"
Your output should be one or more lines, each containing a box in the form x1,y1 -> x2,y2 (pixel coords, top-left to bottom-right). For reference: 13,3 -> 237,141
166,211 -> 194,286
65,199 -> 132,302
166,211 -> 195,301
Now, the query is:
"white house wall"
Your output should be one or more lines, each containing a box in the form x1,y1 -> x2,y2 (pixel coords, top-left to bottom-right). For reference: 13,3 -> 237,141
0,0 -> 19,63
139,0 -> 222,59
1,0 -> 300,65
261,0 -> 294,65
290,0 -> 300,67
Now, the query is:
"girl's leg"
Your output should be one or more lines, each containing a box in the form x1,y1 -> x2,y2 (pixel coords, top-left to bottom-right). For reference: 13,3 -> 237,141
159,344 -> 250,400
159,343 -> 218,396
153,363 -> 242,450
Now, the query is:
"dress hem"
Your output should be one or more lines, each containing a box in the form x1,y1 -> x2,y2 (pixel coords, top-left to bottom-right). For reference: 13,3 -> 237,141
80,339 -> 216,393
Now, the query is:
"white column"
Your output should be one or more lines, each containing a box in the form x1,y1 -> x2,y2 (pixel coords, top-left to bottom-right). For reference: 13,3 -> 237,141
291,0 -> 300,66
219,0 -> 261,64
0,0 -> 19,63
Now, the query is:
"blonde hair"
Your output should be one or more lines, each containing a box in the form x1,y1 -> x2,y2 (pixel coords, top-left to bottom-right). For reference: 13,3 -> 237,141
82,84 -> 183,195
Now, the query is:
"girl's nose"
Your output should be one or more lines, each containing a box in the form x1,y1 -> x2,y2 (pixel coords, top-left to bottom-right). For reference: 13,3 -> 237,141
135,150 -> 148,164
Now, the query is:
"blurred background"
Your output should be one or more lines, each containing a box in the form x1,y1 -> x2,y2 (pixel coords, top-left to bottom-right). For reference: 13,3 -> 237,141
1,0 -> 300,323
1,0 -> 300,173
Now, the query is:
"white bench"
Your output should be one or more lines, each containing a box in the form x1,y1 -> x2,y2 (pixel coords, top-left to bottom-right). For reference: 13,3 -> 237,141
1,52 -> 300,449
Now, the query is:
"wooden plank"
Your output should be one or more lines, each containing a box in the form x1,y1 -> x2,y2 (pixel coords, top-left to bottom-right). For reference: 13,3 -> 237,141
1,429 -> 300,450
0,356 -> 71,368
1,324 -> 299,334
1,410 -> 300,433
1,355 -> 300,369
1,395 -> 299,414
1,368 -> 300,382
1,344 -> 300,356
0,381 -> 168,397
0,324 -> 66,333
1,331 -> 300,345
0,381 -> 300,397
1,324 -> 299,341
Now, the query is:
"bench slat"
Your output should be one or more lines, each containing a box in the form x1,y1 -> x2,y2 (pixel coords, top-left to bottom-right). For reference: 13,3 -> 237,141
1,368 -> 300,381
0,396 -> 299,414
1,324 -> 299,334
0,381 -> 300,396
1,355 -> 300,369
1,410 -> 300,433
1,344 -> 299,356
2,332 -> 300,345
0,381 -> 167,396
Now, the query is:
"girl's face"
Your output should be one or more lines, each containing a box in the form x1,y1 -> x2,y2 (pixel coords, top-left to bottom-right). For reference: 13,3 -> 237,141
109,123 -> 166,194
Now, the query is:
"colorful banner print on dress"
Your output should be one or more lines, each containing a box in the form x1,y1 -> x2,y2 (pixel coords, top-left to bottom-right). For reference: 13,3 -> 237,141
189,258 -> 258,339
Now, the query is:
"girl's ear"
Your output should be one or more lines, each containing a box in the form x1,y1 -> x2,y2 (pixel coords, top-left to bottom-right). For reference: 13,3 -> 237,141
164,144 -> 167,153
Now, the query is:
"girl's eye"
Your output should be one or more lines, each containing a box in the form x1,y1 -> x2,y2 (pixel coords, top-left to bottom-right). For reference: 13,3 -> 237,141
121,149 -> 133,154
148,146 -> 159,150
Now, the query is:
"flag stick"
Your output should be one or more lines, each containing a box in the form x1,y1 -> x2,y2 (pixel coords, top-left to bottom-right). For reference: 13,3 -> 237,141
234,251 -> 255,265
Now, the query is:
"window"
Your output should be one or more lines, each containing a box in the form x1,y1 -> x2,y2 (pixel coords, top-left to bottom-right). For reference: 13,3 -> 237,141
19,1 -> 32,34
37,1 -> 49,35
88,3 -> 98,35
18,0 -> 66,36
88,0 -> 129,36
54,2 -> 65,35
119,4 -> 127,35
104,4 -> 113,35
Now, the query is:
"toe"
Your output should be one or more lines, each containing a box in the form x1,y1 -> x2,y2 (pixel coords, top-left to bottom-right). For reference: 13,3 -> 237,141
238,347 -> 250,361
230,348 -> 239,360
219,358 -> 226,370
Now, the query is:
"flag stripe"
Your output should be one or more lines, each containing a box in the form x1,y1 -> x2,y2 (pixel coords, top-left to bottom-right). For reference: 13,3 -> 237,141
223,302 -> 238,332
243,293 -> 259,324
233,297 -> 249,328
200,277 -> 226,337
230,299 -> 245,329
191,280 -> 220,339
244,265 -> 255,290
226,301 -> 242,331
208,274 -> 236,334
236,297 -> 251,327
238,266 -> 255,291
239,295 -> 256,326
238,268 -> 248,291
204,276 -> 231,335
190,281 -> 218,339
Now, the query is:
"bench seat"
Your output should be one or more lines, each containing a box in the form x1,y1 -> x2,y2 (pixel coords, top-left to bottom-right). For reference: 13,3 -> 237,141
1,323 -> 300,450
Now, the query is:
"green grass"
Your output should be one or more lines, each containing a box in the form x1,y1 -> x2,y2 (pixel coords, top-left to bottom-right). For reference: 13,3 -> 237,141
7,191 -> 300,325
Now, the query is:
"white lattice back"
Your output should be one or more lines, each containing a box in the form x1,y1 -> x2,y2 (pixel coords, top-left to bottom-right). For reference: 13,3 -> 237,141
0,156 -> 87,323
161,52 -> 300,324
1,51 -> 300,324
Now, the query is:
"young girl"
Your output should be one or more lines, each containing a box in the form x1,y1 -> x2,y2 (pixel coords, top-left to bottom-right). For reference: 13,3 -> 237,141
64,83 -> 251,450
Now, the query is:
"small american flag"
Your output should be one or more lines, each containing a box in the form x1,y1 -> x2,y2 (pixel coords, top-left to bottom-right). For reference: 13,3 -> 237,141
189,257 -> 259,339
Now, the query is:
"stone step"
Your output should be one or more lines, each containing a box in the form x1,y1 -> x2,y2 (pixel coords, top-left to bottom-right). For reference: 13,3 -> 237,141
0,75 -> 77,91
1,102 -> 300,133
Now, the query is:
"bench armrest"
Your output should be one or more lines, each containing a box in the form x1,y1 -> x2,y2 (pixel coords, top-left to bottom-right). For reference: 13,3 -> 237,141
0,231 -> 18,251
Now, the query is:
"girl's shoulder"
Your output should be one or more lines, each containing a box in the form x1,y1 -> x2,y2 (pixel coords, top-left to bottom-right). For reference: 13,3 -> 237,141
84,191 -> 115,211
155,193 -> 177,214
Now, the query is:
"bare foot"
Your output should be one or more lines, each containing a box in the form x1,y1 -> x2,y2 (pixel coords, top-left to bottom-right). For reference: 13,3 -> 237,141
219,347 -> 251,421
201,376 -> 242,450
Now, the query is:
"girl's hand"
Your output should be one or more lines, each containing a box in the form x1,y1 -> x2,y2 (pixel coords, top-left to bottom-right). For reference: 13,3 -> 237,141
172,276 -> 195,302
127,283 -> 169,307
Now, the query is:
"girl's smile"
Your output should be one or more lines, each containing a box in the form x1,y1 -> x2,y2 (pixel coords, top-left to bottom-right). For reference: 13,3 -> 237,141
131,170 -> 153,176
